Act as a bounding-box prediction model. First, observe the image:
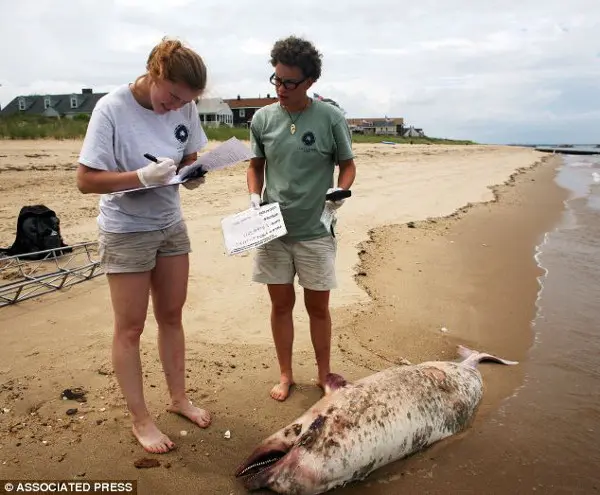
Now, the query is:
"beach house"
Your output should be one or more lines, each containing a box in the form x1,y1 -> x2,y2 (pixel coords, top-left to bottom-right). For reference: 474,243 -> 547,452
0,88 -> 107,119
347,117 -> 405,136
196,97 -> 234,127
223,95 -> 278,127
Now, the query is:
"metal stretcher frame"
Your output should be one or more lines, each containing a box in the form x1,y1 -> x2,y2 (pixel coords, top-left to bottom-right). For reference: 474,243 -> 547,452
0,241 -> 103,307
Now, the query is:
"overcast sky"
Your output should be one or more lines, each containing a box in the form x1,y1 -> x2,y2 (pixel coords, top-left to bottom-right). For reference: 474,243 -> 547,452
1,0 -> 599,144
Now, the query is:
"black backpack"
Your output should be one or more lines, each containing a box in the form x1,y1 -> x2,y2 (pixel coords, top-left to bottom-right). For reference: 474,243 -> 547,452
0,205 -> 73,260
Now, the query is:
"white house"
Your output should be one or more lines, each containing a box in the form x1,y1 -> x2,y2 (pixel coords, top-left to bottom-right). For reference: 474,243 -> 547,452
196,98 -> 233,127
403,126 -> 426,138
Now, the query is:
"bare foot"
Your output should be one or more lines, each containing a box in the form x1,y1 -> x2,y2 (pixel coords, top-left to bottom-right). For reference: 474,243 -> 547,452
270,381 -> 294,401
132,419 -> 175,454
167,399 -> 212,428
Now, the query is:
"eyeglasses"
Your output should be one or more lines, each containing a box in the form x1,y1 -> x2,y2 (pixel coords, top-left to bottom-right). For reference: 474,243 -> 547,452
269,73 -> 307,90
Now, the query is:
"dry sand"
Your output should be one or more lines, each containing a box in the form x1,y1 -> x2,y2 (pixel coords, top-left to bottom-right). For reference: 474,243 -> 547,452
0,139 -> 566,494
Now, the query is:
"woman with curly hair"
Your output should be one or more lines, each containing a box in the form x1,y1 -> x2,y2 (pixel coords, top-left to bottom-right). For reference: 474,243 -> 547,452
76,37 -> 211,453
247,36 -> 357,401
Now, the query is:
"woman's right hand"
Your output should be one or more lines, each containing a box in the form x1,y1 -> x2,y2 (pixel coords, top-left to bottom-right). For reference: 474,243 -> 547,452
137,157 -> 176,187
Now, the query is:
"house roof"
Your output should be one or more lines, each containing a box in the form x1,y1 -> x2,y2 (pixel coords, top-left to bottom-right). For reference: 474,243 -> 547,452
197,97 -> 232,115
223,97 -> 278,109
0,89 -> 108,116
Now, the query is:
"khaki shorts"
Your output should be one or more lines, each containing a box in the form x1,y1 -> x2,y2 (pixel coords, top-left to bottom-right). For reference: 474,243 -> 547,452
252,235 -> 337,291
98,220 -> 191,274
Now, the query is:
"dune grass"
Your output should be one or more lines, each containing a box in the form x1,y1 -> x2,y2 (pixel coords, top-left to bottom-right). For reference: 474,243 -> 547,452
0,115 -> 475,145
0,115 -> 90,140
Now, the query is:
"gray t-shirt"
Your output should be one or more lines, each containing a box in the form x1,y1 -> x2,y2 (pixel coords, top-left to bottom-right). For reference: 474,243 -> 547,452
79,84 -> 207,233
250,99 -> 354,241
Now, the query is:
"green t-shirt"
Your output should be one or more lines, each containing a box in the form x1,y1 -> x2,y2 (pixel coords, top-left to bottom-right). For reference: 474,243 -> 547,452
250,99 -> 354,241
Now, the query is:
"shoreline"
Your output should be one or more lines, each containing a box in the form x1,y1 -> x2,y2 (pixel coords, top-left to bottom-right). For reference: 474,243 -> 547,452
334,154 -> 567,403
0,141 -> 569,494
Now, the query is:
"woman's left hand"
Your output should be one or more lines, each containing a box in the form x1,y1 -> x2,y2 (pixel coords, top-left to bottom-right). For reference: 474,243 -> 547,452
182,176 -> 206,190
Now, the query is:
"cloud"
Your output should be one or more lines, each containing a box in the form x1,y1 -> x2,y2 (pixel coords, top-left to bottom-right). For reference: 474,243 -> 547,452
0,0 -> 599,143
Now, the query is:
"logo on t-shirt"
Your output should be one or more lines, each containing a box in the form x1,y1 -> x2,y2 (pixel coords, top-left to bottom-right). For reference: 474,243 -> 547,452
301,131 -> 316,147
174,124 -> 189,143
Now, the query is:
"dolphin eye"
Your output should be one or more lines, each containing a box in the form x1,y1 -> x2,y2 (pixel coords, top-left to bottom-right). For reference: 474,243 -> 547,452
308,414 -> 326,431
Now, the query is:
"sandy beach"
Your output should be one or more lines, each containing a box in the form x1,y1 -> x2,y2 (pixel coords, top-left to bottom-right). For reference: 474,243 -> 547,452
0,140 -> 574,494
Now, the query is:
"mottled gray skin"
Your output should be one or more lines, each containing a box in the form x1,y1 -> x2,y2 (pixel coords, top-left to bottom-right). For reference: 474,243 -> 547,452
235,346 -> 516,495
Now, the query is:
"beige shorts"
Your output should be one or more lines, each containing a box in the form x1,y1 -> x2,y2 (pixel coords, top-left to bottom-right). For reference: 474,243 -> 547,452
252,235 -> 337,291
98,220 -> 191,274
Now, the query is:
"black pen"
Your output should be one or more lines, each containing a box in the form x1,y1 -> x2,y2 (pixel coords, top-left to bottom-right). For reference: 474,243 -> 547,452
143,153 -> 159,163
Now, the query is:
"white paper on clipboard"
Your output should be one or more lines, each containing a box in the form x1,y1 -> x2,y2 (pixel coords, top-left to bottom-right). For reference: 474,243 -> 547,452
113,137 -> 252,194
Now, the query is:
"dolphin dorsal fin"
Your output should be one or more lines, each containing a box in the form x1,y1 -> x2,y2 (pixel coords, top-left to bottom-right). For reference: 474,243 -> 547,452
324,373 -> 349,395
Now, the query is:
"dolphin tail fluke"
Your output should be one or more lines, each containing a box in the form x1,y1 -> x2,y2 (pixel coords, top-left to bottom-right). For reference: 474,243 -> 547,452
457,345 -> 518,367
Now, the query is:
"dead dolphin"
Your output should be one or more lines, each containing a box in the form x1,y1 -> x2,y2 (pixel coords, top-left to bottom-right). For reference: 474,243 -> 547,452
235,345 -> 517,494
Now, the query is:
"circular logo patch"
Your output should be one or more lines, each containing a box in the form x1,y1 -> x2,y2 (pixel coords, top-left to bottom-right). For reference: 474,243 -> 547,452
301,131 -> 316,146
174,124 -> 189,143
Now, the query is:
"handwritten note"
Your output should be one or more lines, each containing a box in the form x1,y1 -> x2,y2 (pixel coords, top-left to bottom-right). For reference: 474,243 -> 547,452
221,203 -> 287,255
